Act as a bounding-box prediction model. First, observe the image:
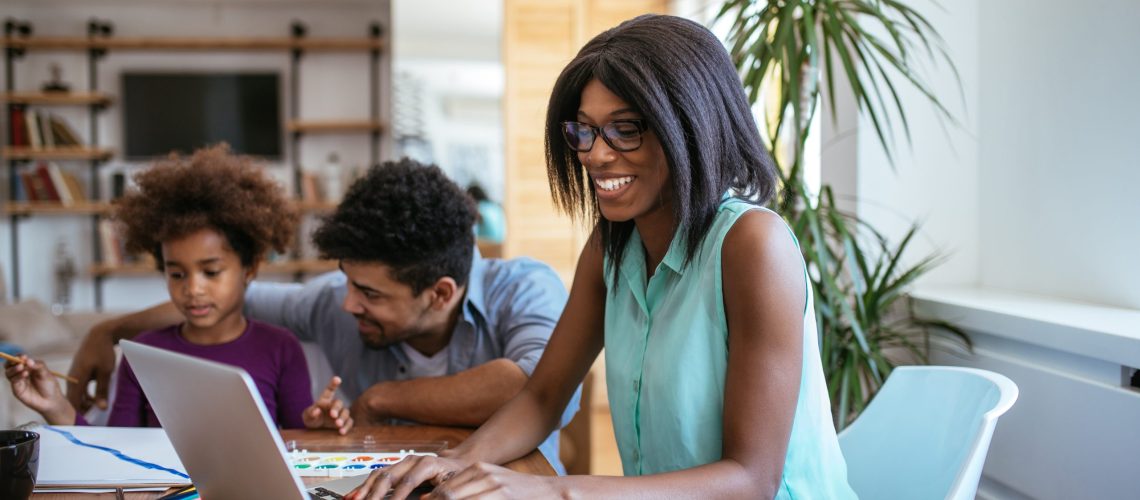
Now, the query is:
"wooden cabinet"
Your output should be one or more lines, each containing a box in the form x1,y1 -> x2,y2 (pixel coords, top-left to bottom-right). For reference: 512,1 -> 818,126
502,0 -> 668,284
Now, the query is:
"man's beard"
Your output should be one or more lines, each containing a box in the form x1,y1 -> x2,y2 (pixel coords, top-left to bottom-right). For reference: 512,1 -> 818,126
355,315 -> 394,350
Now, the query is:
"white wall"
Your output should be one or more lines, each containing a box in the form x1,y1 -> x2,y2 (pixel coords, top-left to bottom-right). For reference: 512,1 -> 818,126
856,0 -> 1140,311
391,0 -> 504,202
975,0 -> 1140,309
1,0 -> 387,309
854,0 -> 981,287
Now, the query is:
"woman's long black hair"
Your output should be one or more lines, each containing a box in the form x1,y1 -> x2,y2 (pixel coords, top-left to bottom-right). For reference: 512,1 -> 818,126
544,14 -> 778,282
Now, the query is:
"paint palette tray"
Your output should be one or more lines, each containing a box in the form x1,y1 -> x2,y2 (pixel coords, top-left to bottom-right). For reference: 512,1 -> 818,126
288,450 -> 438,477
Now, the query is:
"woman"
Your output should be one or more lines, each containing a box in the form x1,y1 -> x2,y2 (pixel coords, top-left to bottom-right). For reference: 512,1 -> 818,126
350,14 -> 855,499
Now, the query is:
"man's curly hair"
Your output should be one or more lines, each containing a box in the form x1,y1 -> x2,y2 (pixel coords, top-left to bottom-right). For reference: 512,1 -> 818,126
312,158 -> 476,294
114,144 -> 298,270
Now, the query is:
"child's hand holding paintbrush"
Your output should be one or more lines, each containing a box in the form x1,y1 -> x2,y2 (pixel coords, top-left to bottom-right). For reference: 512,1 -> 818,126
3,352 -> 80,425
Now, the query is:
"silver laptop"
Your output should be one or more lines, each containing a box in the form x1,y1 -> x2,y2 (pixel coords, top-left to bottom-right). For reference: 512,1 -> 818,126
120,340 -> 368,499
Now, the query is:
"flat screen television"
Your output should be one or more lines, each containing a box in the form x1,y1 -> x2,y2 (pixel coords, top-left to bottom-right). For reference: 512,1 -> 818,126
122,72 -> 282,159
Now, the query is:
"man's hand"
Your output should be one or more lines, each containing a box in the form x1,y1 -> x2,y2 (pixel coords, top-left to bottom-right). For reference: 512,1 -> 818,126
349,382 -> 390,426
303,376 -> 354,434
7,356 -> 77,425
66,302 -> 183,413
66,320 -> 117,413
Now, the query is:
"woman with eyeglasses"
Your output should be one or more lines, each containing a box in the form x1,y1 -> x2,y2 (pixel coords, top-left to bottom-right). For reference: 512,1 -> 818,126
348,14 -> 855,500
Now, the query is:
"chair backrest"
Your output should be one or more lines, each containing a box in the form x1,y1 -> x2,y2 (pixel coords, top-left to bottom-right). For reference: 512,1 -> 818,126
838,366 -> 1018,500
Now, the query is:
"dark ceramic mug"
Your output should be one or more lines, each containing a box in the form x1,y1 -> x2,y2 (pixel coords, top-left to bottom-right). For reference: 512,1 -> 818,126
0,430 -> 39,500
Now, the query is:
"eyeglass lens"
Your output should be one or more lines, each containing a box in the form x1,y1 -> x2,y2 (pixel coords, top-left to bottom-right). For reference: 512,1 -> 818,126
561,121 -> 644,152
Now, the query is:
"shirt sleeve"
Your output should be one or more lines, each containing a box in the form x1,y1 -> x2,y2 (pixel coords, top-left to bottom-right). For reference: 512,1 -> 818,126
274,336 -> 313,429
491,259 -> 581,430
492,259 -> 569,378
244,272 -> 344,343
105,358 -> 147,427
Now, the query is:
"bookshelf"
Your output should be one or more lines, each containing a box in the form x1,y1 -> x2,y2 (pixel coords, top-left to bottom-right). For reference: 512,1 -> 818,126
4,200 -> 335,217
3,18 -> 390,309
2,36 -> 384,51
4,201 -> 112,216
90,259 -> 339,278
2,146 -> 114,160
1,91 -> 113,106
286,120 -> 384,134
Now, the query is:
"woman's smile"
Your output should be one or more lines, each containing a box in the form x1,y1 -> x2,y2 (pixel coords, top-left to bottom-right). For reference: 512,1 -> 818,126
593,174 -> 636,200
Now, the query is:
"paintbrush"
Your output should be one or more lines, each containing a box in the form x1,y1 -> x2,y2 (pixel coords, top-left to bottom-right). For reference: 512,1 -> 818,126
0,351 -> 80,384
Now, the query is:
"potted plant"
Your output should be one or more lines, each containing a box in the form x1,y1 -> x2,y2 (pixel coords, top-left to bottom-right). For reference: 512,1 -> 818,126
716,0 -> 971,428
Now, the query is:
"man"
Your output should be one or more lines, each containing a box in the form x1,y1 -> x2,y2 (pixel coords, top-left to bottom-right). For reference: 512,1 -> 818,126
67,159 -> 577,473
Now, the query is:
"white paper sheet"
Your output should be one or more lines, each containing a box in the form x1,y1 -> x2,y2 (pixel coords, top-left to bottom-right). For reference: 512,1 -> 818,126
35,425 -> 190,488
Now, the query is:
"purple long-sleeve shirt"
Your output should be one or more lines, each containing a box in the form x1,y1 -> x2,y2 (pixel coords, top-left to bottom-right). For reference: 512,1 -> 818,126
77,319 -> 312,429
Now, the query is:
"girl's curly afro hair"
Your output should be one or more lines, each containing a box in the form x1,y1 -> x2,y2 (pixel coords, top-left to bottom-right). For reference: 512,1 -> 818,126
114,144 -> 298,270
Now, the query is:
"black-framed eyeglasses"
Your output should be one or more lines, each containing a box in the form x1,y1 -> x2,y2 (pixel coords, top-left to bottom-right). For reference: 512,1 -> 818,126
560,119 -> 648,153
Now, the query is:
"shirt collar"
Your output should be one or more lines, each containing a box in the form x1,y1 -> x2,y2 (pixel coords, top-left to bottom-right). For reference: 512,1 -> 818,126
659,225 -> 688,275
662,192 -> 735,275
462,246 -> 488,323
617,222 -> 689,290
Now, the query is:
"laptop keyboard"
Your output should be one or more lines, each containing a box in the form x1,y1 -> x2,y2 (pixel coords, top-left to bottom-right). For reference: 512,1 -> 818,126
309,483 -> 433,499
309,487 -> 344,499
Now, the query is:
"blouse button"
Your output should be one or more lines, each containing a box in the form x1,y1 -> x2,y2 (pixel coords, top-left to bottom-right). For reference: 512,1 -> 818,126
633,379 -> 640,392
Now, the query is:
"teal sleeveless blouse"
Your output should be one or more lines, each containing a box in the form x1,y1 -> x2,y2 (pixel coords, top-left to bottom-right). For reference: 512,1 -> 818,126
603,197 -> 856,498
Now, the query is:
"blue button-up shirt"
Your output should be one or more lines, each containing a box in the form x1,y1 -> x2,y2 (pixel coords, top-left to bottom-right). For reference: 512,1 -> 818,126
243,251 -> 577,473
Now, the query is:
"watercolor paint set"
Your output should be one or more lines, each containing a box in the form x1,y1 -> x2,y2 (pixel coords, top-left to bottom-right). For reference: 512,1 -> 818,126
288,450 -> 438,477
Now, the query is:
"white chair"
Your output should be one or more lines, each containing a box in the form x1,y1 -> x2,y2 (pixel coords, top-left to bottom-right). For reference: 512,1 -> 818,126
838,366 -> 1018,500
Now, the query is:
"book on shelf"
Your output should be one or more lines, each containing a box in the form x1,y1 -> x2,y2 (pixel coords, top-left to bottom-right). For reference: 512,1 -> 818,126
18,169 -> 42,201
98,218 -> 125,267
16,162 -> 88,205
33,162 -> 61,201
39,111 -> 55,148
46,163 -> 71,204
61,172 -> 88,203
25,109 -> 41,148
300,172 -> 323,203
8,110 -> 84,150
9,104 -> 28,147
48,114 -> 83,146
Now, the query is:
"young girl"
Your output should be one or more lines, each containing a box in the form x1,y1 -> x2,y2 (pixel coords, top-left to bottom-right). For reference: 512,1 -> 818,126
6,144 -> 350,432
350,15 -> 855,499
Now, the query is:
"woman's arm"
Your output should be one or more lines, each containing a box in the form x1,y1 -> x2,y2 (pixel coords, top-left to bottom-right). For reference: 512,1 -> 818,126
449,233 -> 607,465
351,232 -> 608,499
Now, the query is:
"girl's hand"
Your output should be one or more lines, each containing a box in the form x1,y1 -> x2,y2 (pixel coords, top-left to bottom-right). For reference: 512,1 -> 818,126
348,455 -> 470,500
302,376 -> 353,434
5,356 -> 76,424
423,462 -> 561,500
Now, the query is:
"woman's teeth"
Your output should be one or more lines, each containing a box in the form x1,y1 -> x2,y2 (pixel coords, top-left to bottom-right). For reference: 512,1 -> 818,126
596,176 -> 634,191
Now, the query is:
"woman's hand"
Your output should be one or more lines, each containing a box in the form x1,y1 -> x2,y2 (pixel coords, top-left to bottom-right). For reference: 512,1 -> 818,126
302,376 -> 353,434
422,462 -> 561,500
347,455 -> 470,500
